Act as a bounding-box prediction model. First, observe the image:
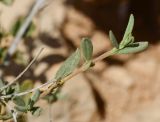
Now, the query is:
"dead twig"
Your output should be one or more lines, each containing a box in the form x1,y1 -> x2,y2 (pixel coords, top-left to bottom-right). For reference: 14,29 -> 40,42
7,0 -> 46,56
0,47 -> 44,91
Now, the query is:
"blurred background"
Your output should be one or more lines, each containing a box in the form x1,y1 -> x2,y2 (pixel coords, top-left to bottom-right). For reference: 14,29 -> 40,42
0,0 -> 160,122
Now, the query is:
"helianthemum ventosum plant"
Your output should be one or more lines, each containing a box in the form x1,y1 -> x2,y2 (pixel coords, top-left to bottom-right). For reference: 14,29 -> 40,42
109,14 -> 148,54
0,14 -> 148,121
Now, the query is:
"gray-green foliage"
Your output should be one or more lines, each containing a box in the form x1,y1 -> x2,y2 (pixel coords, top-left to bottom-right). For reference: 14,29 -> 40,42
109,30 -> 118,48
120,14 -> 134,49
0,14 -> 149,121
55,49 -> 81,80
0,79 -> 40,119
116,42 -> 148,54
0,113 -> 12,120
110,14 -> 148,54
81,38 -> 93,61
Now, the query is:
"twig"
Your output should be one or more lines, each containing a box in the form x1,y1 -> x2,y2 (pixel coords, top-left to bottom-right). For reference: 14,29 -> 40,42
92,50 -> 114,63
40,50 -> 114,98
12,111 -> 18,122
0,47 -> 44,91
7,0 -> 46,56
4,102 -> 17,122
0,49 -> 114,99
0,77 -> 56,99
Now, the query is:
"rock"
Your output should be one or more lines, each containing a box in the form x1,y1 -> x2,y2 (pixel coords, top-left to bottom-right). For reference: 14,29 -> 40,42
28,74 -> 98,122
91,31 -> 111,55
38,0 -> 66,35
63,8 -> 111,55
0,0 -> 34,31
62,7 -> 94,46
102,66 -> 134,88
92,61 -> 107,72
51,74 -> 97,122
126,54 -> 157,79
119,99 -> 160,122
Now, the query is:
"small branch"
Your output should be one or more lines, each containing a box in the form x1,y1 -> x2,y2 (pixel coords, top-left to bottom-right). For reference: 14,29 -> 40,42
7,0 -> 46,56
0,48 -> 44,91
0,49 -> 114,99
12,111 -> 18,122
92,50 -> 114,63
40,50 -> 114,98
0,77 -> 56,99
4,102 -> 17,122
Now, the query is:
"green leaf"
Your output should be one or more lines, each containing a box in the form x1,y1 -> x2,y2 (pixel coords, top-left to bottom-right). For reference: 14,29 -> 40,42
55,49 -> 81,80
116,42 -> 148,54
0,113 -> 12,120
31,89 -> 40,103
20,80 -> 33,104
0,0 -> 14,5
27,99 -> 34,110
123,14 -> 134,41
11,17 -> 35,37
6,85 -> 15,95
31,107 -> 42,117
20,80 -> 33,92
0,79 -> 4,88
13,97 -> 25,106
15,106 -> 27,113
0,48 -> 7,63
14,83 -> 20,93
109,30 -> 119,48
27,90 -> 40,110
43,88 -> 60,103
120,14 -> 134,48
81,38 -> 93,61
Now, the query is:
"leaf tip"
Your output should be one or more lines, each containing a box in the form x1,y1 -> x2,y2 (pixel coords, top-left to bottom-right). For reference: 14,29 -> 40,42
109,30 -> 119,48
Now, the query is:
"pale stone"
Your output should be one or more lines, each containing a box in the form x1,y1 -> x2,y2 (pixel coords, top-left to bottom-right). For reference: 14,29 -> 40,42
102,66 -> 134,88
91,31 -> 111,56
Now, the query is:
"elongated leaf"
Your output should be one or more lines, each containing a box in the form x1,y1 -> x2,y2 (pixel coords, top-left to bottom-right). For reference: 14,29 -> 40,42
31,107 -> 42,117
0,79 -> 4,88
116,42 -> 148,54
81,38 -> 93,61
121,34 -> 135,48
123,14 -> 134,41
27,90 -> 40,110
20,80 -> 33,92
27,99 -> 34,110
109,30 -> 119,48
55,49 -> 81,80
15,106 -> 27,113
13,97 -> 25,106
14,83 -> 20,93
31,89 -> 41,103
120,14 -> 134,48
0,113 -> 12,120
